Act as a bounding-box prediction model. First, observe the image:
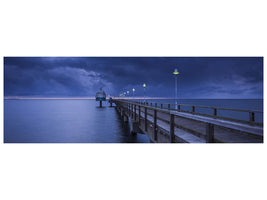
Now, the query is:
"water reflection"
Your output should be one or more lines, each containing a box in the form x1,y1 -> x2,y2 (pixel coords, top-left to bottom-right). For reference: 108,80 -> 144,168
4,100 -> 150,143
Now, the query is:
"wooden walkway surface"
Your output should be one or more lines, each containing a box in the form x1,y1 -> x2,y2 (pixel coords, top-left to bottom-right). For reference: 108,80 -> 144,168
143,108 -> 263,143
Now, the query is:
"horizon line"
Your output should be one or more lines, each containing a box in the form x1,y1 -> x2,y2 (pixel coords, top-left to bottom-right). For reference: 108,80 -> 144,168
3,96 -> 263,100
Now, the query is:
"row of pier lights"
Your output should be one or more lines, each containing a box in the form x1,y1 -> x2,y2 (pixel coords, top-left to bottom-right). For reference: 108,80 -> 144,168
118,68 -> 180,105
119,85 -> 144,99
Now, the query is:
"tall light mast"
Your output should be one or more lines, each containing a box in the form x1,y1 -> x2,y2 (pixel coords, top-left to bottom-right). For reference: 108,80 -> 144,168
173,68 -> 180,109
143,83 -> 146,103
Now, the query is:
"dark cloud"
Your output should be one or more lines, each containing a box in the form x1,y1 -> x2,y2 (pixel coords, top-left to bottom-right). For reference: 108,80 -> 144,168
4,57 -> 263,98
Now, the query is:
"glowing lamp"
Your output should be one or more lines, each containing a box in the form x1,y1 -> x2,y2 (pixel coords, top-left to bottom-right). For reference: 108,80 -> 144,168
173,68 -> 180,75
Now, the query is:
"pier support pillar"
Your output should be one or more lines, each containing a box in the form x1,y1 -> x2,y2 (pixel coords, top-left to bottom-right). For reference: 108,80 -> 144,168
123,115 -> 128,123
120,110 -> 124,118
130,121 -> 139,135
99,101 -> 102,108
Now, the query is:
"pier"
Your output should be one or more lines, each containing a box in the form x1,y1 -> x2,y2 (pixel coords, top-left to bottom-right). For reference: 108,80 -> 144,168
111,99 -> 263,143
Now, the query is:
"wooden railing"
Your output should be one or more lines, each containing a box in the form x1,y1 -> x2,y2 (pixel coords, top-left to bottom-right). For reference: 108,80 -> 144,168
113,99 -> 263,143
133,101 -> 263,126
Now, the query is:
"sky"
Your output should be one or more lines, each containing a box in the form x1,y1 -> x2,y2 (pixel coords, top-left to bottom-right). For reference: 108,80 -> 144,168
4,57 -> 263,99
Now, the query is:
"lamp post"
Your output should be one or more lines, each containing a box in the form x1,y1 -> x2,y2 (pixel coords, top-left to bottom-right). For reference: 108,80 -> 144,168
143,83 -> 146,103
132,88 -> 135,97
173,68 -> 180,109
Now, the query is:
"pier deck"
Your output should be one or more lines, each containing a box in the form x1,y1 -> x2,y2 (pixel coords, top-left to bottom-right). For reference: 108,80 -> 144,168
111,99 -> 263,143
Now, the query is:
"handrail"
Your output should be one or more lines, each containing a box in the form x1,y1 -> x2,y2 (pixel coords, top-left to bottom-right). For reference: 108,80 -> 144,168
113,99 -> 263,126
114,99 -> 263,114
131,100 -> 263,125
132,100 -> 263,113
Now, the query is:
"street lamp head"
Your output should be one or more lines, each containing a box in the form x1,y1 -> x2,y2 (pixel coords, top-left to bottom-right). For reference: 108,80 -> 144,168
132,88 -> 135,92
143,83 -> 146,88
124,92 -> 126,95
173,68 -> 180,75
127,91 -> 129,94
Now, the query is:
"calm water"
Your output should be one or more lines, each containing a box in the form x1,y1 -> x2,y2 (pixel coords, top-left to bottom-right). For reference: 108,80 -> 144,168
4,99 -> 263,143
4,99 -> 150,143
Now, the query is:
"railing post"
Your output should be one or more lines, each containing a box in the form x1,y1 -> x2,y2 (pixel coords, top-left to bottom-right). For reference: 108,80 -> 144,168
145,107 -> 147,131
213,108 -> 217,118
170,114 -> 175,143
161,104 -> 163,109
178,105 -> 181,112
155,103 -> 157,108
192,106 -> 195,113
134,105 -> 136,121
206,123 -> 214,143
150,102 -> 152,106
127,104 -> 129,114
249,112 -> 255,123
138,105 -> 141,125
154,110 -> 157,141
131,104 -> 134,118
168,104 -> 170,110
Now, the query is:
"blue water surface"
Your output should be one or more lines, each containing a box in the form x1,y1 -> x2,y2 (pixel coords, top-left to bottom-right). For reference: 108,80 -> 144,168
4,99 -> 263,143
4,99 -> 150,143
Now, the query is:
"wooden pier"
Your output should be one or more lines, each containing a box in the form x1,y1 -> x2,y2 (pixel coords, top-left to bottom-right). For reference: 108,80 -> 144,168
110,99 -> 263,143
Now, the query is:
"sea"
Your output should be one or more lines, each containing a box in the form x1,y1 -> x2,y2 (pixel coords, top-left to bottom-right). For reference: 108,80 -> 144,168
4,99 -> 263,143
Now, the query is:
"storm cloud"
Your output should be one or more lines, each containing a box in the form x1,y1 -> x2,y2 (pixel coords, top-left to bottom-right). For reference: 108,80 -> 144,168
4,57 -> 263,98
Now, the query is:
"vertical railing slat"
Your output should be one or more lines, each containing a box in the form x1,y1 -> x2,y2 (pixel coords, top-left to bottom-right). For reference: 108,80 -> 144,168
249,112 -> 255,123
213,108 -> 217,118
138,105 -> 141,125
206,123 -> 214,143
145,107 -> 147,131
134,105 -> 136,121
170,114 -> 175,143
154,110 -> 157,141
